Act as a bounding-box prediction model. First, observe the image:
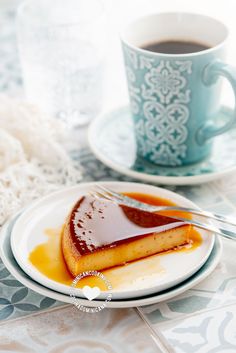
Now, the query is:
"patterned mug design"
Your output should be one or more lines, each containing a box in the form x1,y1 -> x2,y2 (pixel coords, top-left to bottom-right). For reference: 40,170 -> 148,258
123,46 -> 192,166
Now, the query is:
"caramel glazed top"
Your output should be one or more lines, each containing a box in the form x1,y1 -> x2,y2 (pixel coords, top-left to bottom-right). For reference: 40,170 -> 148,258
69,195 -> 187,255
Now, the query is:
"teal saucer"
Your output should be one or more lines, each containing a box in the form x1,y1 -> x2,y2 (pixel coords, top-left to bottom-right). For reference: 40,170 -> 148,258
88,106 -> 236,185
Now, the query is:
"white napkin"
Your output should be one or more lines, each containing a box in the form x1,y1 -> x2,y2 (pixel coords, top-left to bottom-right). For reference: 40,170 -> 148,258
0,95 -> 82,226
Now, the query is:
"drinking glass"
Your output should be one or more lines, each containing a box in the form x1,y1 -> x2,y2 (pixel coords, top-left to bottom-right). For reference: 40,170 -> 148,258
17,0 -> 106,127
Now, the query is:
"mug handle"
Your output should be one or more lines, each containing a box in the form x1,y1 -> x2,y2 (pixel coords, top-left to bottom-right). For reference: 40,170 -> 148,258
197,60 -> 236,144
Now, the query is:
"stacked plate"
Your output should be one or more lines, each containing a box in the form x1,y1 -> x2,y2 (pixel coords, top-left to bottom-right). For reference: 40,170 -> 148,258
0,182 -> 222,308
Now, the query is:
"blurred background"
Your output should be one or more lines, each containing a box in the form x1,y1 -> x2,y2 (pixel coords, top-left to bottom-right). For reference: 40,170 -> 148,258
1,0 -> 236,113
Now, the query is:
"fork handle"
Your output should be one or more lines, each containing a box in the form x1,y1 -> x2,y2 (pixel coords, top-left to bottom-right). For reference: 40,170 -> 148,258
153,206 -> 236,227
169,216 -> 236,241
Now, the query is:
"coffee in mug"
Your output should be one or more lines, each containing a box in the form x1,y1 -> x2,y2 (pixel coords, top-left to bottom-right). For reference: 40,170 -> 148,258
141,40 -> 210,54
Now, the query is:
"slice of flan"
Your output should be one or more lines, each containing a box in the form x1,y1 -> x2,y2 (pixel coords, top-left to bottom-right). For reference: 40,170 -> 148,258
62,195 -> 191,276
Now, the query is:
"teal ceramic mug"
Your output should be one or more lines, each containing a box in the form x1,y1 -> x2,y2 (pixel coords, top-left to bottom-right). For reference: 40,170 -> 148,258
121,13 -> 236,166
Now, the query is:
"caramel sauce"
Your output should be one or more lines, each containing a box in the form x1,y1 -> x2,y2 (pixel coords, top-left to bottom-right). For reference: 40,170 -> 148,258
29,193 -> 202,291
69,193 -> 191,255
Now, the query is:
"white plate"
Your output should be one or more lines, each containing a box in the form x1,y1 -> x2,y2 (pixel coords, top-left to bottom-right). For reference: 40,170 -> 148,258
88,106 -> 236,185
10,182 -> 215,300
0,215 -> 222,308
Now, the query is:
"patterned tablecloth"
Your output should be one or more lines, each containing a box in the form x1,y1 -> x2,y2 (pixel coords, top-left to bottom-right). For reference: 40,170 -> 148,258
1,4 -> 236,353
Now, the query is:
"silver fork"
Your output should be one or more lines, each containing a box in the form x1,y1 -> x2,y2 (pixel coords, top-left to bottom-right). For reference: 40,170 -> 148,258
90,184 -> 236,241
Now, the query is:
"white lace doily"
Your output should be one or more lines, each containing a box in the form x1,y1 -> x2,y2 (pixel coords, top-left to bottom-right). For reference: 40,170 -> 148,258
0,95 -> 82,226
